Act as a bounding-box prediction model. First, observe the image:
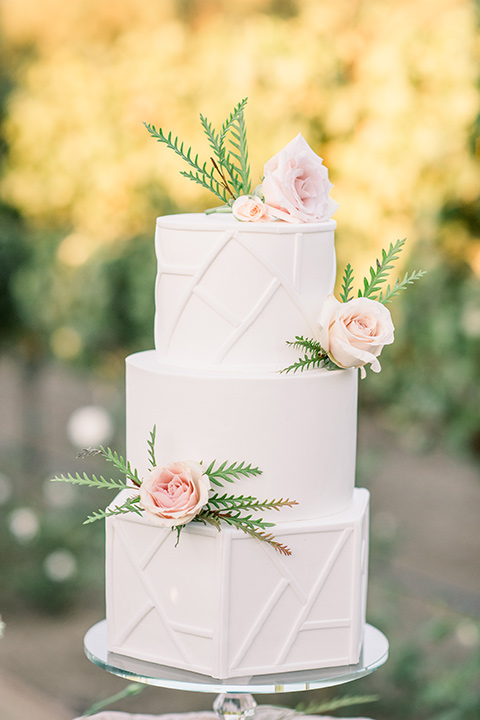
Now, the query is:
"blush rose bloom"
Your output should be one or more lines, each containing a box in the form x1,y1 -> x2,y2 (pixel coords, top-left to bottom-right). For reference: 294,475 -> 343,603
232,195 -> 271,222
318,295 -> 395,378
139,461 -> 210,527
261,134 -> 339,223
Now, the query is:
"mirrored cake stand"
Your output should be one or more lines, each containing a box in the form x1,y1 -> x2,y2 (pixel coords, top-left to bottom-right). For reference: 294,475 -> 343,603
84,620 -> 388,720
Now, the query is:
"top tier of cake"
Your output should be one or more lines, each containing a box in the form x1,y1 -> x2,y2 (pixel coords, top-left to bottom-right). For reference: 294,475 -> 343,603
154,213 -> 336,372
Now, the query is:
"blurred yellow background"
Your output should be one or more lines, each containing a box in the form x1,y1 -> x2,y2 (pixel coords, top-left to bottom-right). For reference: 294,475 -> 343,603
2,0 -> 479,259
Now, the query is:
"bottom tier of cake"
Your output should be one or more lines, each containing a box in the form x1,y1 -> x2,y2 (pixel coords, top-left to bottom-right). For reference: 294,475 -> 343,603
106,488 -> 369,679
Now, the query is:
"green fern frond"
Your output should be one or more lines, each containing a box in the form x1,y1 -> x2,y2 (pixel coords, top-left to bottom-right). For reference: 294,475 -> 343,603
220,98 -> 249,142
340,263 -> 355,302
207,493 -> 297,513
280,354 -> 327,375
296,694 -> 379,715
200,114 -> 241,195
100,446 -> 141,487
51,472 -> 129,491
286,335 -> 325,354
147,425 -> 157,469
179,169 -> 230,203
145,99 -> 251,204
144,124 -> 204,173
204,460 -> 262,487
227,105 -> 251,194
84,496 -> 143,525
198,509 -> 292,555
378,269 -> 427,303
358,238 -> 406,300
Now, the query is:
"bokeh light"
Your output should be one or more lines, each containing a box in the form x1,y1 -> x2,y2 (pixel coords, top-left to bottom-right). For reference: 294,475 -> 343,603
43,549 -> 78,582
8,507 -> 40,543
67,405 -> 114,448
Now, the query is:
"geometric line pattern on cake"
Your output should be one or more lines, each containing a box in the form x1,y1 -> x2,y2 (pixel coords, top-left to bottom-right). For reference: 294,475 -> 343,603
293,232 -> 303,290
230,527 -> 353,672
212,277 -> 281,364
276,528 -> 352,665
157,228 -> 234,354
157,228 -> 319,364
160,263 -> 197,277
114,524 -> 194,661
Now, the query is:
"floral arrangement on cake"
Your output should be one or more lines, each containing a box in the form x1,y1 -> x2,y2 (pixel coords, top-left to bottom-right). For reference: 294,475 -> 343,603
146,97 -> 425,378
145,97 -> 337,223
52,427 -> 297,555
282,238 -> 425,377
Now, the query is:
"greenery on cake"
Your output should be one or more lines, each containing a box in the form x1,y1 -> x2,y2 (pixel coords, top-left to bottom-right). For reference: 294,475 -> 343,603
145,98 -> 252,205
145,97 -> 338,223
52,426 -> 297,556
282,238 -> 425,377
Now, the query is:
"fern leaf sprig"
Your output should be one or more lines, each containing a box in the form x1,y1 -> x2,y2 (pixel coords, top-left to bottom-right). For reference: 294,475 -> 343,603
179,169 -> 230,203
228,106 -> 252,195
199,115 -> 241,195
99,446 -> 141,487
219,98 -> 249,148
285,335 -> 325,354
295,694 -> 379,715
358,238 -> 406,300
51,471 -> 129,491
144,124 -> 205,173
203,460 -> 262,487
210,157 -> 236,199
144,124 -> 229,203
207,493 -> 298,513
281,353 -> 328,375
147,425 -> 157,469
84,495 -> 143,525
197,509 -> 292,555
281,335 -> 331,374
218,98 -> 249,192
378,269 -> 427,303
340,263 -> 355,302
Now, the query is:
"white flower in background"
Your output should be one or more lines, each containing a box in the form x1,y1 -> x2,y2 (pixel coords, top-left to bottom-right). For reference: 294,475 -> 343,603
0,615 -> 5,639
67,404 -> 113,448
8,507 -> 39,543
43,549 -> 77,582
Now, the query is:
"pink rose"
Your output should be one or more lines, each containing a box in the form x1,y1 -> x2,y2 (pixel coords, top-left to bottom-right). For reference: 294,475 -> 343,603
318,295 -> 394,378
232,195 -> 271,222
262,134 -> 338,223
139,461 -> 210,527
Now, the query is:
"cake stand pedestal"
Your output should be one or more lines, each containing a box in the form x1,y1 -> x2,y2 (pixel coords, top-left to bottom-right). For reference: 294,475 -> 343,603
84,620 -> 388,720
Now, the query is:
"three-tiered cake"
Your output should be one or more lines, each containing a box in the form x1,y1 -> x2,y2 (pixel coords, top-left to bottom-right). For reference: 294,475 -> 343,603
105,212 -> 369,678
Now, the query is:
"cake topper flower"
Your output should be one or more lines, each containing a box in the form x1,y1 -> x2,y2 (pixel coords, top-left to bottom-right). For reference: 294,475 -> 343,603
144,98 -> 337,223
52,427 -> 297,555
282,239 -> 425,377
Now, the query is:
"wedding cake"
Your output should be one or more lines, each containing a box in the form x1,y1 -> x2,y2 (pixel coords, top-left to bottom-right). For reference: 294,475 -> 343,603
54,100 -> 422,680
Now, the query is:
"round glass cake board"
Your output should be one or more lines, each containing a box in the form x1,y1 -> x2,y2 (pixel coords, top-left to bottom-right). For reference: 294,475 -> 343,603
84,620 -> 388,719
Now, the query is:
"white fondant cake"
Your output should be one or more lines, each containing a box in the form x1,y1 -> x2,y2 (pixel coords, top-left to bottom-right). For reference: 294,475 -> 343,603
154,214 -> 336,372
106,213 -> 369,678
106,488 -> 368,678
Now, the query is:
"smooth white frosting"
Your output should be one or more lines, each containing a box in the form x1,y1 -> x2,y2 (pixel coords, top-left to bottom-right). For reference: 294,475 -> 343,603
126,351 -> 358,522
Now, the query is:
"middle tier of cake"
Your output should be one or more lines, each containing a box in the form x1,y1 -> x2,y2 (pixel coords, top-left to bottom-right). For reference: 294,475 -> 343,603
126,351 -> 358,522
